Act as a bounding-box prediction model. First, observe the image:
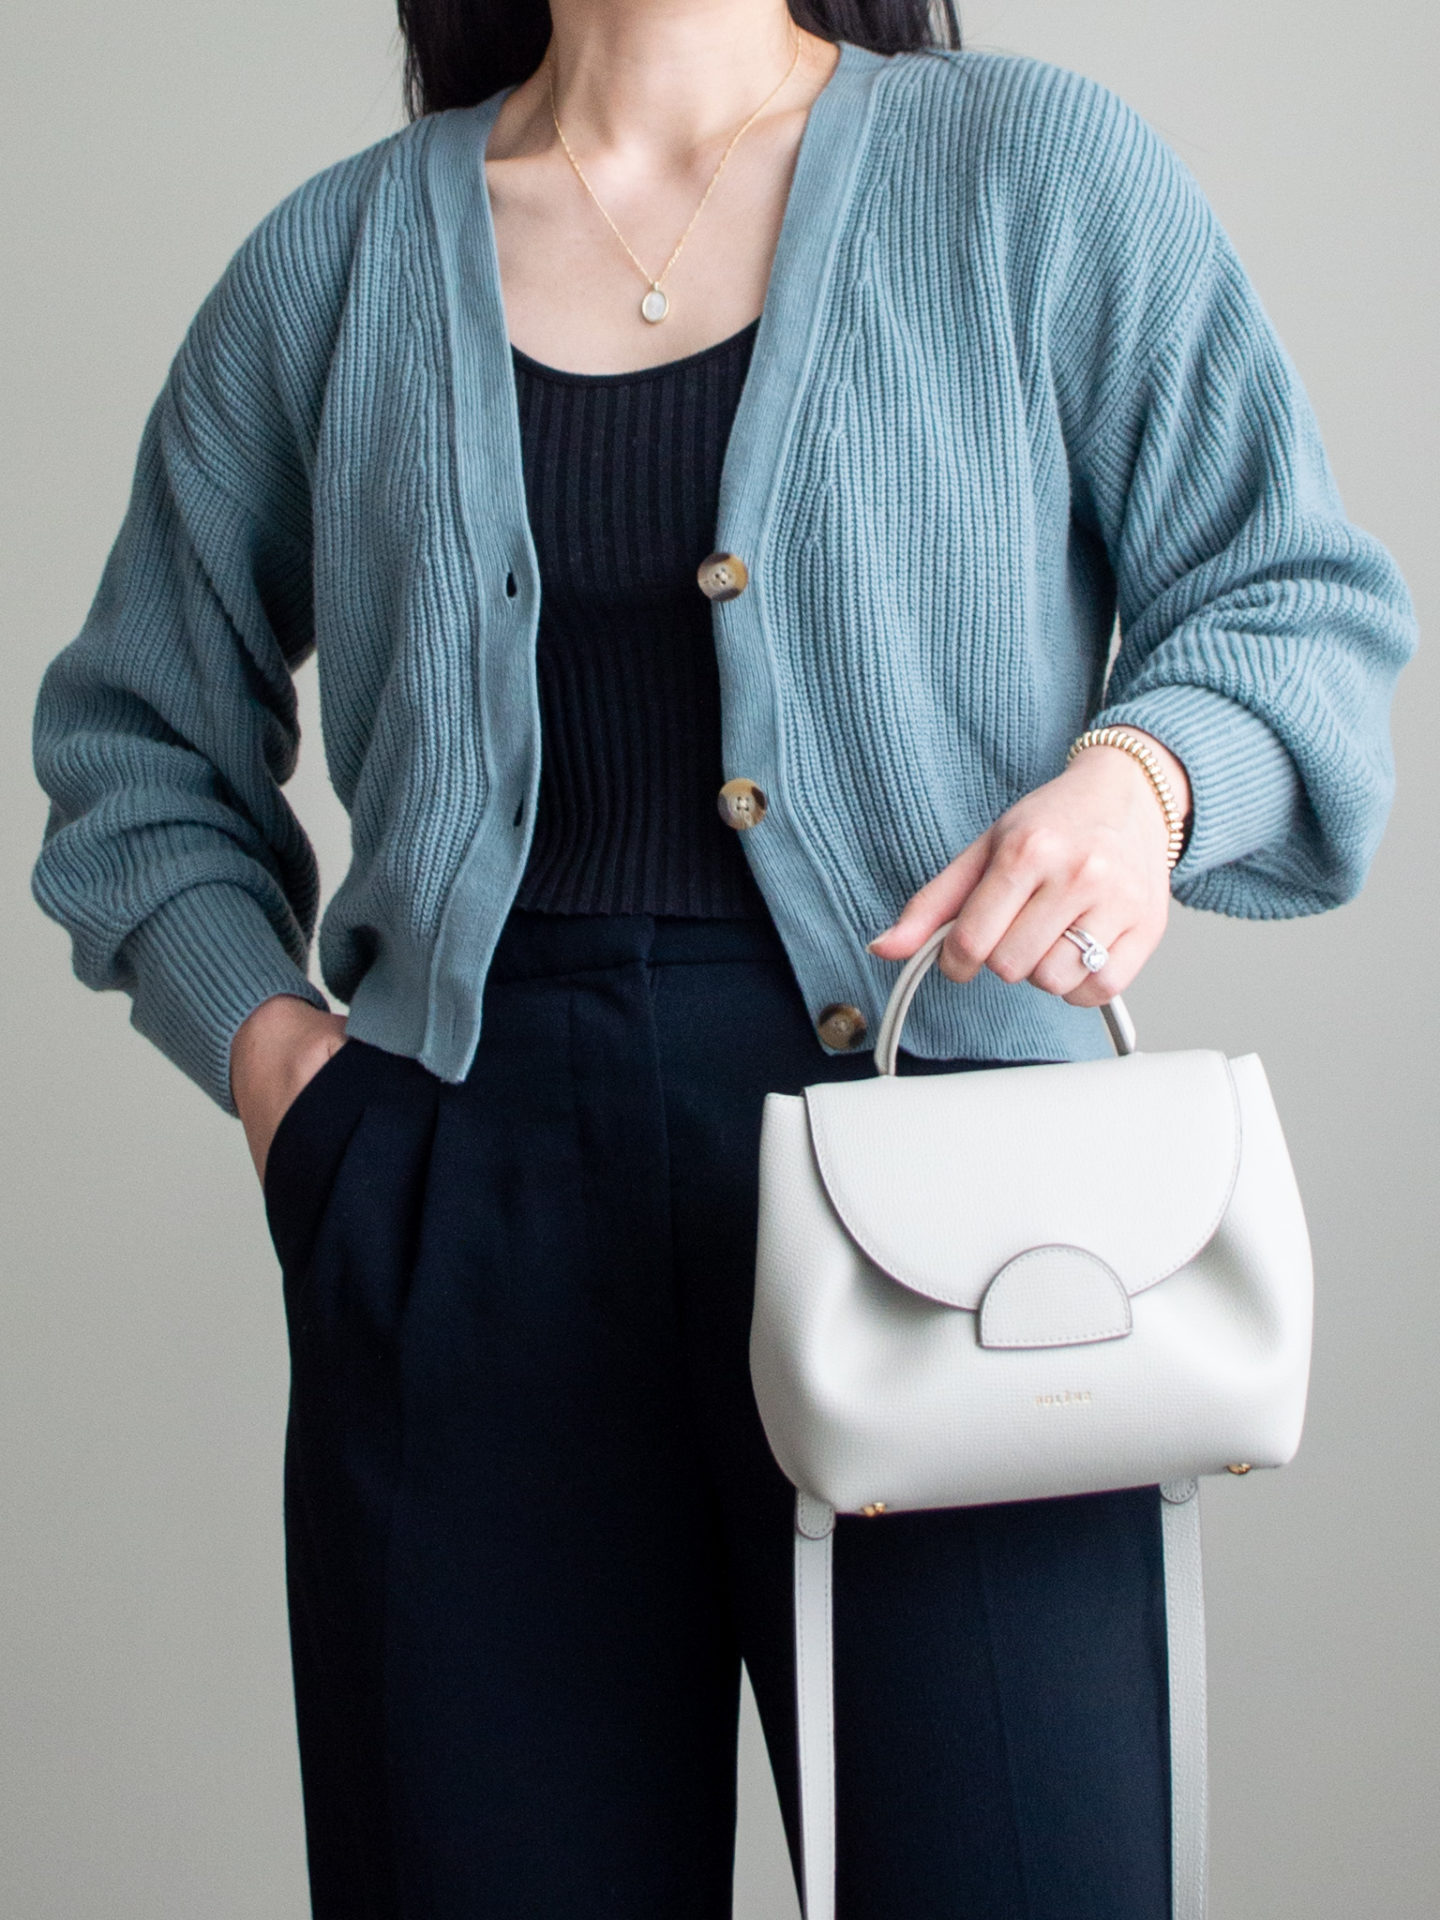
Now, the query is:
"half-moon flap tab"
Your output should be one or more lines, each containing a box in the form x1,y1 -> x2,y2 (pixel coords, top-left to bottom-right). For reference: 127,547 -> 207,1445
979,1245 -> 1133,1349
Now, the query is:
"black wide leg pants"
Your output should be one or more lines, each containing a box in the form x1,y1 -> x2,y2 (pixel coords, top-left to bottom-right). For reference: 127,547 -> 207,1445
263,907 -> 1171,1919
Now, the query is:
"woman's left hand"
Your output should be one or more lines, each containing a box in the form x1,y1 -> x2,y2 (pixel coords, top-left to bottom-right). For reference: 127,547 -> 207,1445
865,733 -> 1191,1006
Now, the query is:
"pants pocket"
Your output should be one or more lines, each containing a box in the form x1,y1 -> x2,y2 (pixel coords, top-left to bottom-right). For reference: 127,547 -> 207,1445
262,1038 -> 376,1281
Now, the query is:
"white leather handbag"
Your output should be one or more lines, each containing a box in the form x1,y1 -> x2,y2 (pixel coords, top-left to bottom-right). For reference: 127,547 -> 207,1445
750,919 -> 1313,1920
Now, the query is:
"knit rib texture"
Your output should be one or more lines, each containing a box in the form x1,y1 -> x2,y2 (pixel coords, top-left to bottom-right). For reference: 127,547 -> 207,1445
30,44 -> 1417,1114
510,318 -> 771,917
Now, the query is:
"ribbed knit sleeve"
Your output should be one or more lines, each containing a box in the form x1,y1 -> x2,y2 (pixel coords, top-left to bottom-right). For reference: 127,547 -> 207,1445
30,146 -> 390,1114
1034,69 -> 1417,913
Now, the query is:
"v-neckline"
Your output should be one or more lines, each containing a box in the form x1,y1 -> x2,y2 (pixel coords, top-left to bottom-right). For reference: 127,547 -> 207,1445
421,37 -> 891,634
478,40 -> 856,381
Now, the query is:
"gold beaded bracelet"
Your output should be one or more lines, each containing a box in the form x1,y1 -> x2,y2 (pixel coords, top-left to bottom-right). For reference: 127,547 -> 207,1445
1066,726 -> 1187,870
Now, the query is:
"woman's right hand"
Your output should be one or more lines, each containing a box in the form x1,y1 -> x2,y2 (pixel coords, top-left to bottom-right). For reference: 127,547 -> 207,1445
230,994 -> 351,1187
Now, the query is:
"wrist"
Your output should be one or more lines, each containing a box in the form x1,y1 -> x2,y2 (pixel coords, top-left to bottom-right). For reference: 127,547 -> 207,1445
229,992 -> 332,1103
1066,726 -> 1190,868
1121,729 -> 1192,823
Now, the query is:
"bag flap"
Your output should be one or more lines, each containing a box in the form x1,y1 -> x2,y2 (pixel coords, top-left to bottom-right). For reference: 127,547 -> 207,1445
801,1050 -> 1240,1311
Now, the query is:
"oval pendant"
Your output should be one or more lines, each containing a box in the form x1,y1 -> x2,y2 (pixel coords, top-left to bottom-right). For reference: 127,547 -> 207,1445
640,286 -> 669,324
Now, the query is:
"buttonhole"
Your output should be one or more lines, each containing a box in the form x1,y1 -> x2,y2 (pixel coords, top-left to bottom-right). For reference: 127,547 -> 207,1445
512,797 -> 524,827
505,571 -> 518,598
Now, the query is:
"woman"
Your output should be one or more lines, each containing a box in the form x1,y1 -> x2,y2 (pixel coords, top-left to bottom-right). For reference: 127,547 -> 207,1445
30,0 -> 1414,1914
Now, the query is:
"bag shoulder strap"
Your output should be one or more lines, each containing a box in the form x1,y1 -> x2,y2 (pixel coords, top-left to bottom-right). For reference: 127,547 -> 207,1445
793,1496 -> 837,1920
1162,1478 -> 1209,1919
790,1482 -> 1208,1920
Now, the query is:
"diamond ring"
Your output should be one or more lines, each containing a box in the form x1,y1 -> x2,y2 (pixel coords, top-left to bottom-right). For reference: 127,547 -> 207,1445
1062,925 -> 1109,974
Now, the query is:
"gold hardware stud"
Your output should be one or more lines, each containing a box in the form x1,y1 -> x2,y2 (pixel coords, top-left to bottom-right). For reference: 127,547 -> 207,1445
1226,1463 -> 1253,1475
861,1502 -> 888,1518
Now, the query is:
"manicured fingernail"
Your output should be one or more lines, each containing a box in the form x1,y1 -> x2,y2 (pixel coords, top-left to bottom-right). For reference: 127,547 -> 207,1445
866,926 -> 898,952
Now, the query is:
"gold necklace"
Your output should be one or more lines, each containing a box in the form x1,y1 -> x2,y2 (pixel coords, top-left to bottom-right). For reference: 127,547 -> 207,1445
547,23 -> 803,325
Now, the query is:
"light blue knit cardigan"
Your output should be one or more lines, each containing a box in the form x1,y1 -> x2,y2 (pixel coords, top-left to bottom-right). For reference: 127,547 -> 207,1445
31,42 -> 1416,1115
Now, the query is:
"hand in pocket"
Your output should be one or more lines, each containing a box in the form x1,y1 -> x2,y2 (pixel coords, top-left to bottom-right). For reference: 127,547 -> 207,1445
230,994 -> 352,1187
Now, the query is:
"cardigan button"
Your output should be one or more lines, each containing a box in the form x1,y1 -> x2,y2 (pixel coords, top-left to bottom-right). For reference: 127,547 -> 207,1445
717,778 -> 768,829
696,551 -> 749,601
816,1003 -> 868,1051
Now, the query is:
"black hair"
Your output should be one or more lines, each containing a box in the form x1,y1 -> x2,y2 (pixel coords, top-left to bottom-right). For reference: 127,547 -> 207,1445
397,0 -> 961,119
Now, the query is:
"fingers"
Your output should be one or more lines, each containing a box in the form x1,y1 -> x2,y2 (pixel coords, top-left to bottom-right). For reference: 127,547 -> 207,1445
938,831 -> 1115,986
957,862 -> 1085,987
872,871 -> 1159,1006
1024,915 -> 1118,999
866,830 -> 993,959
988,899 -> 1106,995
1060,927 -> 1149,1006
868,780 -> 1171,1006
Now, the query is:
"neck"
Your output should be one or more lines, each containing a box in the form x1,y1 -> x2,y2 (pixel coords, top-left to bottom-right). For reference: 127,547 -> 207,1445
539,0 -> 818,160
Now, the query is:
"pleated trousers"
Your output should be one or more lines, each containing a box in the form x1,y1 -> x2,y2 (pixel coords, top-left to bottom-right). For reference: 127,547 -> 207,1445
263,906 -> 1171,1919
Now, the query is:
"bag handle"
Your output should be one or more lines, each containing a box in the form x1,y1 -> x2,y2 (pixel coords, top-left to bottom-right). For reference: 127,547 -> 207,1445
871,915 -> 1136,1075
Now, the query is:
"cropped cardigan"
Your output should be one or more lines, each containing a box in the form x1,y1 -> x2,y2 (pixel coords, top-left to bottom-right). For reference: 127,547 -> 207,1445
30,41 -> 1417,1115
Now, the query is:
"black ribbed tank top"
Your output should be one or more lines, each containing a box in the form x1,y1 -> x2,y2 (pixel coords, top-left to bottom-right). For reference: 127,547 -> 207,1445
509,317 -> 771,918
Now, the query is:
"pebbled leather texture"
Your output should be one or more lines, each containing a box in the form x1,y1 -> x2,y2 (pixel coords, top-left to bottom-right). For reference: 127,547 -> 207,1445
753,1051 -> 1312,1515
978,1245 -> 1134,1349
801,1049 -> 1241,1311
761,940 -> 1306,1918
761,938 -> 1300,1919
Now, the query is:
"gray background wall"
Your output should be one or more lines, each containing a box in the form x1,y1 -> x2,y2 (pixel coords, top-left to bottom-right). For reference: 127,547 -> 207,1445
2,3 -> 1433,1914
